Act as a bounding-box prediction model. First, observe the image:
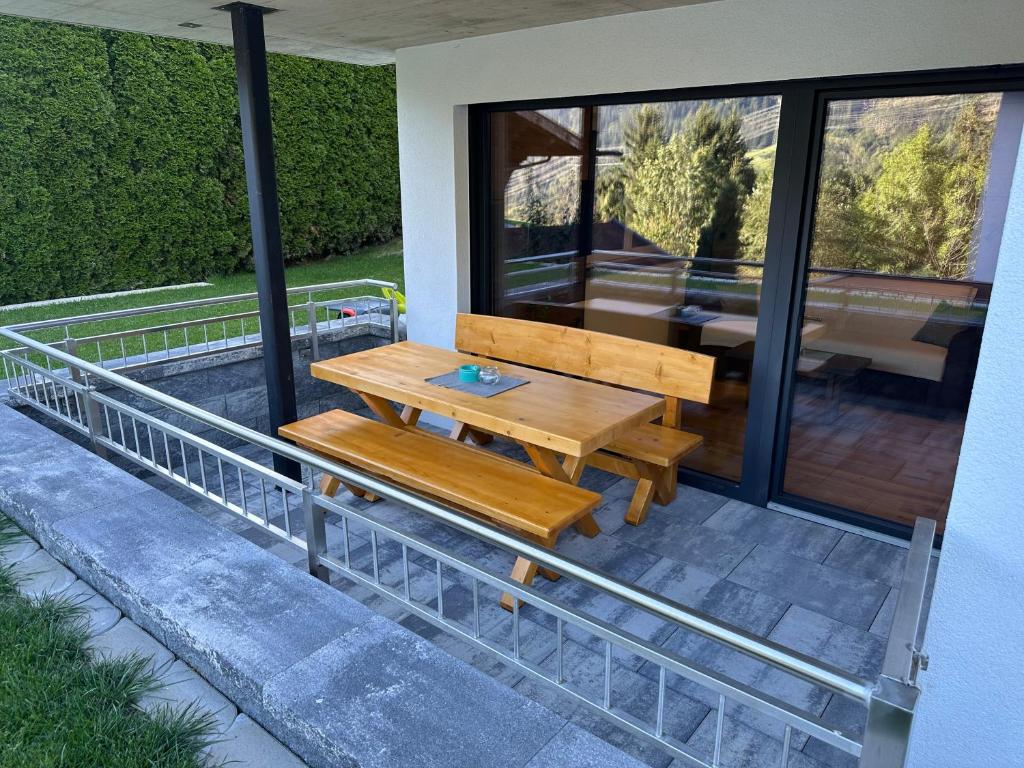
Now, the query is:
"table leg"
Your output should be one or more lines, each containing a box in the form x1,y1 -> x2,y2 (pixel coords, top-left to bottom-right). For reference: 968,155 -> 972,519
401,405 -> 422,426
355,390 -> 408,428
449,420 -> 494,446
315,449 -> 380,503
319,473 -> 342,497
563,454 -> 588,484
521,444 -> 601,536
500,532 -> 558,611
625,463 -> 658,526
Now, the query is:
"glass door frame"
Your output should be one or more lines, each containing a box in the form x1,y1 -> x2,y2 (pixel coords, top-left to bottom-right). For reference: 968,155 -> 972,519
468,64 -> 1024,540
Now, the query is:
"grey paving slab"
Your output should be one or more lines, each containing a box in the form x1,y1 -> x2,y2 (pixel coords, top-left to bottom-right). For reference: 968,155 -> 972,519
537,556 -> 720,671
653,625 -> 828,747
802,695 -> 862,768
265,540 -> 308,566
204,714 -> 307,768
526,724 -> 651,768
636,580 -> 800,745
868,587 -> 898,637
142,661 -> 238,735
728,545 -> 889,629
514,639 -> 709,768
63,580 -> 122,637
87,618 -> 174,675
556,529 -> 668,582
11,549 -> 76,599
399,613 -> 528,689
694,578 -> 791,637
822,532 -> 908,586
769,606 -> 886,680
868,556 -> 939,640
685,711 -> 832,768
612,517 -> 754,578
703,500 -> 844,563
264,615 -> 566,768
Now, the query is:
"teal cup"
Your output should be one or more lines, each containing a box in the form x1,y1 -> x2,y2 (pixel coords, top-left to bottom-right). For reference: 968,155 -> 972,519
458,364 -> 481,383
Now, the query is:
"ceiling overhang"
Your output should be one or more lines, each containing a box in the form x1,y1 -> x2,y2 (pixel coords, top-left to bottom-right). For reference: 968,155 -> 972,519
0,1 -> 712,65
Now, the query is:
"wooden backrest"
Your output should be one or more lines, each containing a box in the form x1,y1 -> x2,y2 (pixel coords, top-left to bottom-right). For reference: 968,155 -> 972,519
455,313 -> 716,406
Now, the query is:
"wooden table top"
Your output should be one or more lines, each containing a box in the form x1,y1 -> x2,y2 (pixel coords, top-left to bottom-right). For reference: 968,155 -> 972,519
311,341 -> 664,457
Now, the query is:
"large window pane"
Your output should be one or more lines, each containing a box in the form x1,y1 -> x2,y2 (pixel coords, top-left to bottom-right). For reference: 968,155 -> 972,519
782,92 -> 1018,530
488,96 -> 782,482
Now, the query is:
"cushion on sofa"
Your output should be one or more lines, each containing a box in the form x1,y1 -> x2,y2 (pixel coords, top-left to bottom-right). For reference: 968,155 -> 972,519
912,301 -> 968,348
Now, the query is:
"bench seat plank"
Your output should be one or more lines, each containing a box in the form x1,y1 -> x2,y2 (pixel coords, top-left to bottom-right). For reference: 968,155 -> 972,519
280,410 -> 600,540
606,423 -> 703,468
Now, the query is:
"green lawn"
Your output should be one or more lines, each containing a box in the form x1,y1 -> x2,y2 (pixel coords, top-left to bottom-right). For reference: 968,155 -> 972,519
0,517 -> 217,768
0,239 -> 403,360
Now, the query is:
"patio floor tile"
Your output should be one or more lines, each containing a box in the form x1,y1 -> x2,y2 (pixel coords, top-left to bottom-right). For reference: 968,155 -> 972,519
822,532 -> 908,586
768,606 -> 886,679
728,546 -> 889,629
703,500 -> 844,563
612,519 -> 754,578
684,710 -> 833,768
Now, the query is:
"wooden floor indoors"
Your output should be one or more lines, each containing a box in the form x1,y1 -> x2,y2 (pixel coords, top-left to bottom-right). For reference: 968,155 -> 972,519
680,377 -> 961,532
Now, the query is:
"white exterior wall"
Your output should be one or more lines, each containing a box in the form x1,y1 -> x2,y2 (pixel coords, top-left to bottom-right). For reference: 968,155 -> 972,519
394,0 -> 1024,763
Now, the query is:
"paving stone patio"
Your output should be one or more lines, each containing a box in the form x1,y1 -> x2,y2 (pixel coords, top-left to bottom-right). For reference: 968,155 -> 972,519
9,395 -> 938,768
121,411 -> 936,768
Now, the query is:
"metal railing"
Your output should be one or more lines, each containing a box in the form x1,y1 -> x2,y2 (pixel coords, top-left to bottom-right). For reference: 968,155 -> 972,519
2,279 -> 399,374
0,324 -> 936,768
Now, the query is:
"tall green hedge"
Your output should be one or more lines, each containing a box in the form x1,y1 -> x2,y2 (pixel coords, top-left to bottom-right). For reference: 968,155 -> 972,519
0,17 -> 400,304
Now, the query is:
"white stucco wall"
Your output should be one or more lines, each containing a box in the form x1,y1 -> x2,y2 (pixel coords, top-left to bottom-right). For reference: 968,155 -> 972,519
907,121 -> 1024,766
394,0 -> 1024,762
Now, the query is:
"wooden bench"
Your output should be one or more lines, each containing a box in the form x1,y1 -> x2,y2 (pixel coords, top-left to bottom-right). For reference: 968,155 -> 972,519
454,313 -> 715,526
279,409 -> 602,608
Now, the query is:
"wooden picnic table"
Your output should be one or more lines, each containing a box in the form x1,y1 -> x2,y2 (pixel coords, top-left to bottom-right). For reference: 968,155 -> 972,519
309,340 -> 664,599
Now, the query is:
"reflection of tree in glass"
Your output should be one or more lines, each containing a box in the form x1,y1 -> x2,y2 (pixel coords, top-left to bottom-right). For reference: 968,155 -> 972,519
627,106 -> 754,274
596,104 -> 666,224
810,97 -> 995,278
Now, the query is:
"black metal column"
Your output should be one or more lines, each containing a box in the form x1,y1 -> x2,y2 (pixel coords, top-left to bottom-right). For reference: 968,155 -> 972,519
223,2 -> 300,480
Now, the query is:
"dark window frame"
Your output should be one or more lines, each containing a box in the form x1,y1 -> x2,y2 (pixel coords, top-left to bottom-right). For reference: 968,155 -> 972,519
468,63 -> 1024,539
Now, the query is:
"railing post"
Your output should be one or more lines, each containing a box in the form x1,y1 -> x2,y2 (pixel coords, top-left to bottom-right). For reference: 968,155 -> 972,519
302,489 -> 330,583
65,338 -> 108,459
860,517 -> 936,768
389,296 -> 399,342
306,300 -> 320,361
860,677 -> 919,768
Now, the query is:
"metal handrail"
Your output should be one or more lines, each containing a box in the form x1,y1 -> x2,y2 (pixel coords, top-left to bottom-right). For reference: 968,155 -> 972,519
0,323 -> 873,704
6,278 -> 398,333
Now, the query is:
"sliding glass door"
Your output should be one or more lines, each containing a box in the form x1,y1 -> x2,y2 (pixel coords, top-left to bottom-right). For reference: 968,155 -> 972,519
470,69 -> 1023,536
777,90 -> 1019,531
483,95 -> 782,482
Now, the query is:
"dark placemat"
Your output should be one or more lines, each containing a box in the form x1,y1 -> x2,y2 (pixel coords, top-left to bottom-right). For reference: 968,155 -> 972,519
425,370 -> 530,397
673,309 -> 720,325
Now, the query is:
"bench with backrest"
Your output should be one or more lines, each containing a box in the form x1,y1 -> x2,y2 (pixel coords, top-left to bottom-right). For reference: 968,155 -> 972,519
279,408 -> 602,608
454,313 -> 716,526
